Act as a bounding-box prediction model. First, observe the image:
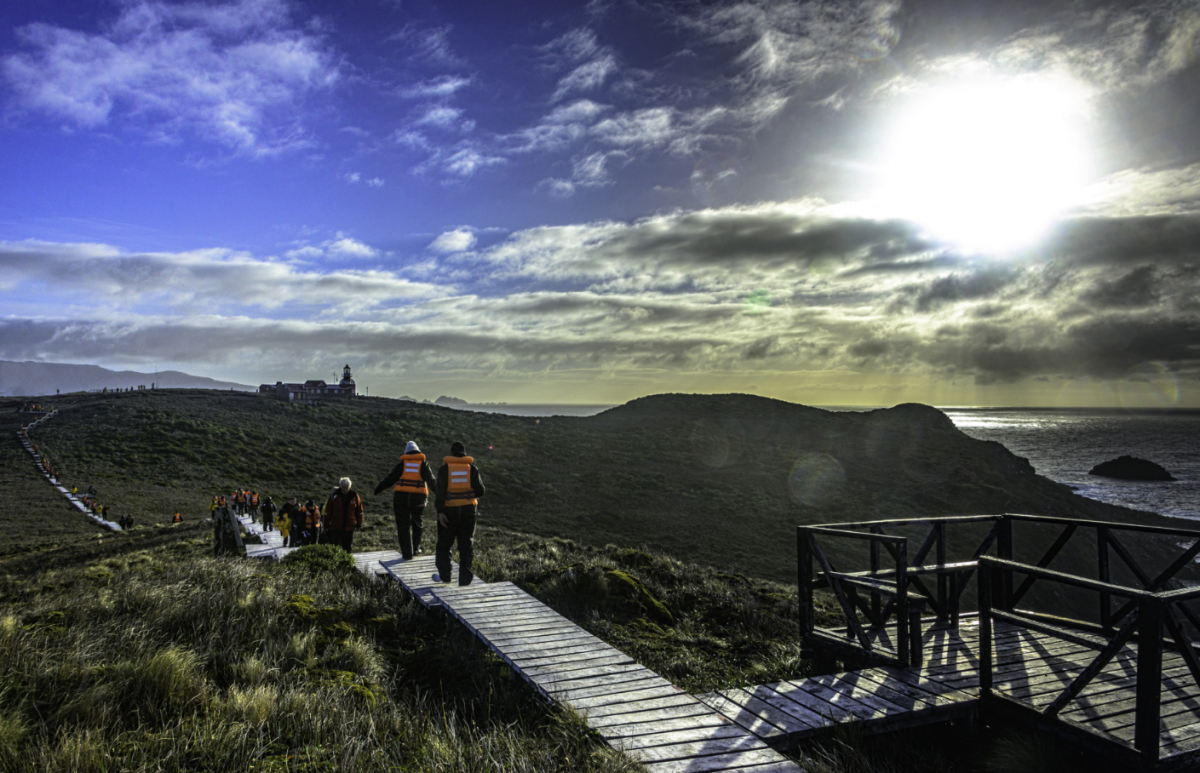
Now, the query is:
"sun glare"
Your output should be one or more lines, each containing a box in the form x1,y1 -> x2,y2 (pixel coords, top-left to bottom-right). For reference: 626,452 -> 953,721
873,74 -> 1094,253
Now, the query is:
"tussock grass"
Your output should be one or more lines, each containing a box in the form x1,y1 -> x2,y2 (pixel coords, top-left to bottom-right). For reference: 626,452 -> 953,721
0,551 -> 641,773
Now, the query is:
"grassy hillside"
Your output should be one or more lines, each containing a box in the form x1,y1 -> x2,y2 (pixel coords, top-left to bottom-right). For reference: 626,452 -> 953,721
15,389 -> 1179,585
1,391 -> 1144,772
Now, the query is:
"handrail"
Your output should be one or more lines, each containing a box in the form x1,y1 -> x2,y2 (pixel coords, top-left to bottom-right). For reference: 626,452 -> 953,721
1005,512 -> 1200,539
979,556 -> 1149,599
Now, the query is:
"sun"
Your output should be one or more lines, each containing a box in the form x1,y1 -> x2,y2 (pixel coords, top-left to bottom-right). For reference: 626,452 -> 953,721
873,74 -> 1094,253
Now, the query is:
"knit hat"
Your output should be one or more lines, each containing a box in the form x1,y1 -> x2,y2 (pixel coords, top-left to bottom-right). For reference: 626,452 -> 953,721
405,441 -> 420,454
450,441 -> 466,456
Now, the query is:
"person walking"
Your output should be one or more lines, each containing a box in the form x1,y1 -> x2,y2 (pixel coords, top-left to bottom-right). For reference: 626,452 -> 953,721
260,496 -> 276,532
433,442 -> 485,586
280,497 -> 303,547
274,507 -> 291,545
249,491 -> 260,519
301,499 -> 321,546
324,477 -> 364,553
374,441 -> 436,560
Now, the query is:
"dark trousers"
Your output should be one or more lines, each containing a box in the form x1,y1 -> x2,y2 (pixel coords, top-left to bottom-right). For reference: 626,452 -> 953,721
328,529 -> 354,552
392,492 -> 426,559
435,505 -> 477,586
261,511 -> 273,531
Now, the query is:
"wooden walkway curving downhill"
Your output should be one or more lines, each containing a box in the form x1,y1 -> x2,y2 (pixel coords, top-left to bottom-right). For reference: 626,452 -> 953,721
238,518 -> 804,772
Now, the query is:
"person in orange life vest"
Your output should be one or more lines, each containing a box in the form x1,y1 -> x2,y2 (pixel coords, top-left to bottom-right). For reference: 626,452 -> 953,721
433,441 -> 486,586
324,477 -> 364,553
172,512 -> 182,524
300,499 -> 321,546
374,441 -> 436,559
249,491 -> 260,518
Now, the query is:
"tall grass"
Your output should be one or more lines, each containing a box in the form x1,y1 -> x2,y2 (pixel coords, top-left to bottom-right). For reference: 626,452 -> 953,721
0,549 -> 642,773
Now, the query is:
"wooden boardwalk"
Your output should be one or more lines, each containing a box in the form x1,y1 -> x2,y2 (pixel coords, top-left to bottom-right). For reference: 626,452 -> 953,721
18,411 -> 121,531
707,616 -> 1200,769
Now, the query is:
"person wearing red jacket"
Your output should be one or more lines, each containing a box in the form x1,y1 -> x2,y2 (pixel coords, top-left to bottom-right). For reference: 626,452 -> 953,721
323,477 -> 364,553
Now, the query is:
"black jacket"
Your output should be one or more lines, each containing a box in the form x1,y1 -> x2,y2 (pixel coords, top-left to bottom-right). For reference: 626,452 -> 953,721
374,459 -> 437,496
435,456 -> 485,512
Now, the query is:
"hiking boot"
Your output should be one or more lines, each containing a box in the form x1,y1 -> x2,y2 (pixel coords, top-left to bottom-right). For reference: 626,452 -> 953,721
432,573 -> 444,583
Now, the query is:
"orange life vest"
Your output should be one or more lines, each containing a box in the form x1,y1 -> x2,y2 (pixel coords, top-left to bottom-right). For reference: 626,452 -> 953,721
250,493 -> 259,506
172,512 -> 182,523
218,496 -> 227,506
443,456 -> 478,507
395,453 -> 428,494
302,505 -> 320,530
236,491 -> 247,504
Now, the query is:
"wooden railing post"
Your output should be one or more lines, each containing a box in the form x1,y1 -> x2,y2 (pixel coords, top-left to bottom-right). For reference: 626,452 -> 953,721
1098,526 -> 1112,632
1135,596 -> 1163,765
936,521 -> 948,623
897,538 -> 910,668
870,526 -> 882,626
997,515 -> 1013,611
978,562 -> 994,693
797,527 -> 813,639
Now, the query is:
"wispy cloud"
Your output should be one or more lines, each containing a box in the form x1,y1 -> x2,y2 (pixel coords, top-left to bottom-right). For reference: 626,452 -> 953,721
2,0 -> 341,156
428,229 -> 477,253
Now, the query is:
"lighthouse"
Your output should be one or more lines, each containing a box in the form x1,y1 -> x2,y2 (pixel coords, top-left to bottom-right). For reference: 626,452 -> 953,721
339,364 -> 357,396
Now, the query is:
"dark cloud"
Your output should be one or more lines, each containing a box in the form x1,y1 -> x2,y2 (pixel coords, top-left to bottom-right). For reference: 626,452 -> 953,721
1079,265 -> 1161,308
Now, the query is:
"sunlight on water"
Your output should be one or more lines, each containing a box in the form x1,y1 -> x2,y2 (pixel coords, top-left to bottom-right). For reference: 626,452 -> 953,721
945,408 -> 1200,521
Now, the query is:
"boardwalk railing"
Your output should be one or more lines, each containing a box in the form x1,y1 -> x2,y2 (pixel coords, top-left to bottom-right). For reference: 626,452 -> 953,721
979,545 -> 1200,767
799,514 -> 1200,672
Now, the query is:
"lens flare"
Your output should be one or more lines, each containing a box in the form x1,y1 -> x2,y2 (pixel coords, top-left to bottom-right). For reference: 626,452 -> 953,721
788,453 -> 846,507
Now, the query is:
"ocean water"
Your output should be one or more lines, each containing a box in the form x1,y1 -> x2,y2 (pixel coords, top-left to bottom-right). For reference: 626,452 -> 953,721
944,409 -> 1200,522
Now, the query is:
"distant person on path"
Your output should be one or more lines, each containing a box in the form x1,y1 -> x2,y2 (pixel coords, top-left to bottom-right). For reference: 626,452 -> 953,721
433,442 -> 486,586
172,512 -> 182,524
280,497 -> 303,547
324,477 -> 364,553
274,507 -> 291,544
249,491 -> 260,519
374,441 -> 436,559
260,496 -> 276,532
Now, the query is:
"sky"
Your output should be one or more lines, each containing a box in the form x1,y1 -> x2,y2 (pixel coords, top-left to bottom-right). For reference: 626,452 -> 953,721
1,0 -> 1199,408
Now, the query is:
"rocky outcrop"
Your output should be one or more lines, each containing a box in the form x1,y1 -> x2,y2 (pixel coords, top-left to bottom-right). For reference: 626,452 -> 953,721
1088,455 -> 1176,481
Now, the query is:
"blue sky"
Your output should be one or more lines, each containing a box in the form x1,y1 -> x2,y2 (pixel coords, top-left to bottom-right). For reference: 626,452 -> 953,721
2,0 -> 1199,407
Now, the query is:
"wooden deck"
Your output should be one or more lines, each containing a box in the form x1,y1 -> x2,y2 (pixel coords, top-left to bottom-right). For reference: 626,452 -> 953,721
19,411 -> 121,531
712,617 -> 1200,770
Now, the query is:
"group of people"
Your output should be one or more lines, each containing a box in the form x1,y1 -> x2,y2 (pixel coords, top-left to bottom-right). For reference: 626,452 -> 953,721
374,440 -> 485,587
201,440 -> 485,587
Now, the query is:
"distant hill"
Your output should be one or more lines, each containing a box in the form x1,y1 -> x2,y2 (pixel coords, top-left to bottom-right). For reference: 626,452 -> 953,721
16,389 -> 1183,590
0,360 -> 255,396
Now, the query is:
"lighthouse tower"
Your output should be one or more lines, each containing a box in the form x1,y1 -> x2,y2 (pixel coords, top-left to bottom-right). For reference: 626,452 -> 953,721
339,364 -> 356,396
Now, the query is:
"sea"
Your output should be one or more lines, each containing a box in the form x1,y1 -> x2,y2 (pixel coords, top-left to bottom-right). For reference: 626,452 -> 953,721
455,403 -> 1200,522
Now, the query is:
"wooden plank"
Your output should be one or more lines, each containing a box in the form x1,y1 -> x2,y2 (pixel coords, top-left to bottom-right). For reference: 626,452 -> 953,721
481,629 -> 599,648
597,712 -> 735,743
551,676 -> 672,703
515,652 -> 636,676
566,685 -> 688,711
715,686 -> 824,737
585,700 -> 714,728
503,640 -> 618,660
540,667 -> 661,693
603,723 -> 748,752
769,679 -> 880,722
526,662 -> 650,684
696,691 -> 790,742
636,748 -> 790,773
624,733 -> 767,763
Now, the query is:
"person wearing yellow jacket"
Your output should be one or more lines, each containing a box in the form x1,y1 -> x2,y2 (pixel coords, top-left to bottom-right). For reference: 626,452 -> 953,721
433,442 -> 485,587
274,509 -> 291,544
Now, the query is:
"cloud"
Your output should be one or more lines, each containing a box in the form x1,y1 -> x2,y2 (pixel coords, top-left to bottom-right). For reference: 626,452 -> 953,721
540,150 -> 623,198
5,201 -> 1199,391
415,105 -> 466,129
429,229 -> 477,253
0,240 -> 438,315
399,75 -> 472,99
2,0 -> 340,156
552,54 -> 618,101
389,25 -> 466,67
